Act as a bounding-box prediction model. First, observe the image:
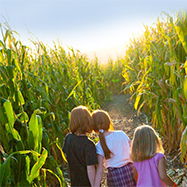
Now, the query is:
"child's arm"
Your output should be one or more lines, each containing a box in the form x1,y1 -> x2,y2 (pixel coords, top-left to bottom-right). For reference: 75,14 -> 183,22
87,164 -> 96,187
95,154 -> 104,187
158,157 -> 176,186
133,166 -> 138,182
128,139 -> 131,147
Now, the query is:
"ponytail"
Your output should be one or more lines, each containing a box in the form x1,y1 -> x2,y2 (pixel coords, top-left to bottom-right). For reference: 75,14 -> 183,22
99,130 -> 112,159
92,110 -> 113,159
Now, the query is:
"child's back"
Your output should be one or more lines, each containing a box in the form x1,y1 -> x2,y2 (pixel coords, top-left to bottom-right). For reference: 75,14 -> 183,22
62,105 -> 98,187
92,109 -> 136,187
133,152 -> 166,187
130,125 -> 176,187
96,130 -> 131,168
63,133 -> 97,186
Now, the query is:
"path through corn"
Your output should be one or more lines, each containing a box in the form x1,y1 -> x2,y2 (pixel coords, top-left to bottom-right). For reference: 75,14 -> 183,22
101,94 -> 186,187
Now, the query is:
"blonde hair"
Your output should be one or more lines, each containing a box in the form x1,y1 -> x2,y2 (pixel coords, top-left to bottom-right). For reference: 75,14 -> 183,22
92,110 -> 113,159
69,105 -> 93,134
130,125 -> 164,162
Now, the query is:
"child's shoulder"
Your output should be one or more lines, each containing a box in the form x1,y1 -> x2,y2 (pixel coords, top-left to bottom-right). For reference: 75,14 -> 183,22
154,152 -> 165,157
65,132 -> 73,138
113,130 -> 125,134
113,130 -> 129,138
111,131 -> 130,143
153,152 -> 165,162
64,132 -> 71,139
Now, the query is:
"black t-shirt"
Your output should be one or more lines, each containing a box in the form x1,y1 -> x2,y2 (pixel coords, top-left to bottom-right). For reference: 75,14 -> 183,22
62,133 -> 98,187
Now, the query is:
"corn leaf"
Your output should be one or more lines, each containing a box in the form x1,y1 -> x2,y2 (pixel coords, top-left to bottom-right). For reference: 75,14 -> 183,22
184,75 -> 187,99
3,100 -> 15,130
27,148 -> 48,183
180,126 -> 187,162
28,110 -> 43,153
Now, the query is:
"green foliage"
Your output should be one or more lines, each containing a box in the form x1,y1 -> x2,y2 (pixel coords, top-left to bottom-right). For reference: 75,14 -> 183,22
0,23 -> 123,186
121,11 -> 187,164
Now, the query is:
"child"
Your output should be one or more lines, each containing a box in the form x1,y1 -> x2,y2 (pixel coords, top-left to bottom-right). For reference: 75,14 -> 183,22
130,125 -> 177,187
92,109 -> 136,187
62,105 -> 98,187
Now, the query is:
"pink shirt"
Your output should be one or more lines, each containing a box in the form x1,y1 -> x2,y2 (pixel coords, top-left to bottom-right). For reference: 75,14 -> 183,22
133,153 -> 167,187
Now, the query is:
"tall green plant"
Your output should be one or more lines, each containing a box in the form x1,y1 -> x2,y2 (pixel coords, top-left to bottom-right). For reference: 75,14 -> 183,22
121,11 -> 187,164
0,99 -> 66,186
0,22 -> 124,185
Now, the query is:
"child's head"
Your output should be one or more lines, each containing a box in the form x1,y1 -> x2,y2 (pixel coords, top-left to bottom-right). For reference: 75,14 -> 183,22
92,109 -> 113,133
130,125 -> 164,162
92,110 -> 113,159
69,105 -> 93,134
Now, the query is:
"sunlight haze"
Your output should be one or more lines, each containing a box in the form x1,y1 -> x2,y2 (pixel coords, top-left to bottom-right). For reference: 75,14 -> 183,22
0,0 -> 186,62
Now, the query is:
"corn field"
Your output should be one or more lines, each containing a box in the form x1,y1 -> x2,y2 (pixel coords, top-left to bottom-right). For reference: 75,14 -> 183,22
0,22 -> 123,186
0,11 -> 187,186
121,11 -> 187,165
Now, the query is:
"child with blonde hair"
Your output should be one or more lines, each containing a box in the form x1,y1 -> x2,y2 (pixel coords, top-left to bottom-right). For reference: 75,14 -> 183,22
130,125 -> 177,187
62,105 -> 98,187
92,109 -> 136,187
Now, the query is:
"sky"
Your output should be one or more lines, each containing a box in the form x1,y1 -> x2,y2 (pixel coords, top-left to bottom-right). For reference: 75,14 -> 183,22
0,0 -> 186,62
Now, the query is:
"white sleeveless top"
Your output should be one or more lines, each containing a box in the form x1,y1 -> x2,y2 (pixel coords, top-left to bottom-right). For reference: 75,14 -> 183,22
96,130 -> 132,168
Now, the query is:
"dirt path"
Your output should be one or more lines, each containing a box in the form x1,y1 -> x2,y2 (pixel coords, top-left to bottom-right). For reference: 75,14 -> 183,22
102,94 -> 146,139
101,94 -> 186,187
